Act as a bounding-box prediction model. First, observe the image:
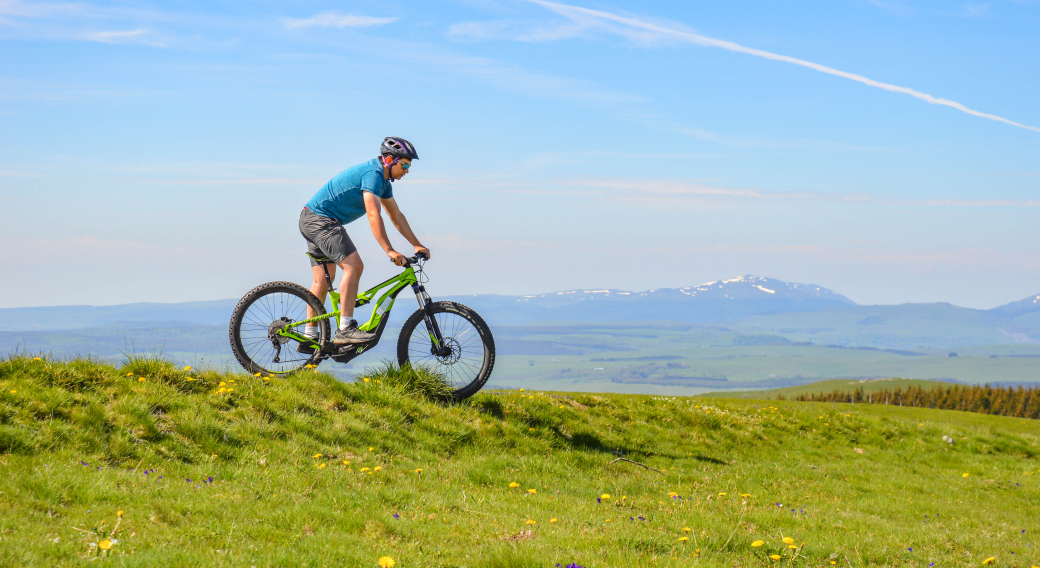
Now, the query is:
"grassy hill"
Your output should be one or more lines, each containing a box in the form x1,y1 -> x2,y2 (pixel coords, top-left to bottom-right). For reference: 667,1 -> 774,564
1,355 -> 1038,567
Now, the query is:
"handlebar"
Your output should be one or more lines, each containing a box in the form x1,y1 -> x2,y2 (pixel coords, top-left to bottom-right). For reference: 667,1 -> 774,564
395,251 -> 428,267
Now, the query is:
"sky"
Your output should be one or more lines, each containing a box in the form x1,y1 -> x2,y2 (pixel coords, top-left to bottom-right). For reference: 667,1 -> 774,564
1,0 -> 1038,310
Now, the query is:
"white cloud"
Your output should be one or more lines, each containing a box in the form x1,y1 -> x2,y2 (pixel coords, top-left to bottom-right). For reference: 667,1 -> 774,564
524,0 -> 1040,133
84,28 -> 150,43
283,12 -> 397,30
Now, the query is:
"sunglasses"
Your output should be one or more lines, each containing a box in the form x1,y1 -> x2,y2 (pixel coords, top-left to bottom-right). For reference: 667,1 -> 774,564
400,161 -> 411,170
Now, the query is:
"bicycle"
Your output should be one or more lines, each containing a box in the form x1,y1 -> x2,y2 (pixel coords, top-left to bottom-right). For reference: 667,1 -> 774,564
228,252 -> 496,400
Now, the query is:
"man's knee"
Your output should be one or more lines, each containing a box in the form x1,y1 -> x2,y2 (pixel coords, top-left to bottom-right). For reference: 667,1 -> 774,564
339,254 -> 363,275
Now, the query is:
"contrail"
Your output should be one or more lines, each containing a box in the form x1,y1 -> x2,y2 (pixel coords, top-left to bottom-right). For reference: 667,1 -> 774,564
530,0 -> 1040,133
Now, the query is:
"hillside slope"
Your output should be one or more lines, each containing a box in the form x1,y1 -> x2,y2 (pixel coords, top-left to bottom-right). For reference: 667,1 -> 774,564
0,355 -> 1037,567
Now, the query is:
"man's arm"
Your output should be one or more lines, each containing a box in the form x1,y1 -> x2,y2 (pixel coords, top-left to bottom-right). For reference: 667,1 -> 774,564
363,192 -> 407,266
381,196 -> 430,259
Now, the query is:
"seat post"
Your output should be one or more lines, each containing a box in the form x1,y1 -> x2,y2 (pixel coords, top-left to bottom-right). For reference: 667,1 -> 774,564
322,263 -> 335,292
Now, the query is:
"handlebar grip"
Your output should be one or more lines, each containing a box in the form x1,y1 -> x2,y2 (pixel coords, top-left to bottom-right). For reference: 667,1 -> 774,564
416,251 -> 429,261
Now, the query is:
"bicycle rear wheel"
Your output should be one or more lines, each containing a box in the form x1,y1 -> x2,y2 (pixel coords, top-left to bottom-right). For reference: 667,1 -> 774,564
397,301 -> 495,400
229,281 -> 331,375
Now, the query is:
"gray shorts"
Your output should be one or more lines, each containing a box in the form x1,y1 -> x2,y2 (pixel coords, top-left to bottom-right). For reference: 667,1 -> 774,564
299,208 -> 357,267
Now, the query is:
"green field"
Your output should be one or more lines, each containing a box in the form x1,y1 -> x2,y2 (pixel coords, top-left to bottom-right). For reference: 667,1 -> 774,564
704,378 -> 958,400
490,324 -> 1040,395
1,354 -> 1038,567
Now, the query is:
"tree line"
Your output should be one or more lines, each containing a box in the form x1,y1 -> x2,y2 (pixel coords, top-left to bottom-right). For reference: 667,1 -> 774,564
786,383 -> 1040,419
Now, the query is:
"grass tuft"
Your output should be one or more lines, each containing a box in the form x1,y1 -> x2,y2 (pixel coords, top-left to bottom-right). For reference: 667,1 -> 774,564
366,360 -> 456,401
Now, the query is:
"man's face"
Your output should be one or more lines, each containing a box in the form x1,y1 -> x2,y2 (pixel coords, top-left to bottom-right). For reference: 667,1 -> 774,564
391,158 -> 411,180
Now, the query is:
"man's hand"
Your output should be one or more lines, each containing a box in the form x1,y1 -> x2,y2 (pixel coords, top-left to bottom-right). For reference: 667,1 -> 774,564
388,251 -> 407,266
415,245 -> 431,260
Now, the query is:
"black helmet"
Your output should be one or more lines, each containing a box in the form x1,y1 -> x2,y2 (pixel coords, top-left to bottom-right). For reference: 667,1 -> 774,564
380,137 -> 419,160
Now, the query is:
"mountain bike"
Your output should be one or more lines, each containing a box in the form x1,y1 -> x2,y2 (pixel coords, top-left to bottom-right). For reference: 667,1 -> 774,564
228,253 -> 495,400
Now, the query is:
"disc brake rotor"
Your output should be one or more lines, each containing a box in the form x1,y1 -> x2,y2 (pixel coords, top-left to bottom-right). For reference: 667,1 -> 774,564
433,337 -> 462,364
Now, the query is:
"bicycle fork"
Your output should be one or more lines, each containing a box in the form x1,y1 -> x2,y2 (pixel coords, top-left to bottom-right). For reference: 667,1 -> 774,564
412,284 -> 449,357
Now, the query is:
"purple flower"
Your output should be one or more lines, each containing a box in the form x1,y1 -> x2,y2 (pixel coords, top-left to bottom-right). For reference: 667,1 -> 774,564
207,476 -> 213,483
597,498 -> 601,503
776,502 -> 782,507
186,478 -> 192,482
638,516 -> 645,521
907,547 -> 912,552
145,471 -> 150,475
80,460 -> 89,466
393,513 -> 400,519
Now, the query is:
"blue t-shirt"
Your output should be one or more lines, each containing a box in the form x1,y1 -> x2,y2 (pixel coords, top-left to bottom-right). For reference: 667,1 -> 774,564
305,158 -> 393,225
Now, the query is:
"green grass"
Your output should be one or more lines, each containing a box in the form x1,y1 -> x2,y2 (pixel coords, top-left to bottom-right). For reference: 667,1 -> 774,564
1,354 -> 1038,567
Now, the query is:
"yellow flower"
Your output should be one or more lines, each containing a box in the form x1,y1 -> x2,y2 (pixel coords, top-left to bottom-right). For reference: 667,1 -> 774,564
668,491 -> 678,497
770,555 -> 781,560
682,527 -> 691,532
414,468 -> 422,473
963,473 -> 970,477
519,388 -> 525,391
509,482 -> 520,488
369,447 -> 374,451
186,378 -> 196,382
982,559 -> 995,565
264,377 -> 270,381
33,357 -> 41,361
126,372 -> 134,377
782,537 -> 795,545
254,372 -> 261,377
9,390 -> 16,394
342,460 -> 351,465
525,519 -> 536,525
219,382 -> 227,387
183,366 -> 191,371
373,466 -> 382,471
138,377 -> 145,382
600,494 -> 611,500
679,536 -> 689,542
718,492 -> 727,496
740,493 -> 752,498
363,378 -> 370,382
315,463 -> 326,469
117,510 -> 123,517
830,562 -> 837,566
788,544 -> 798,549
751,540 -> 765,548
528,489 -> 536,494
360,467 -> 371,472
549,518 -> 558,523
529,428 -> 535,432
377,556 -> 395,568
98,539 -> 113,550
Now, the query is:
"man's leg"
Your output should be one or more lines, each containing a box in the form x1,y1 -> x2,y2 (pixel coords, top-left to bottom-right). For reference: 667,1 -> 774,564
336,252 -> 364,324
332,252 -> 375,344
308,263 -> 336,319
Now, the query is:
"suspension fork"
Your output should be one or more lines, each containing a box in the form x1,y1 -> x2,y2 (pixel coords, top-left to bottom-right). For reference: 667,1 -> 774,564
412,284 -> 447,353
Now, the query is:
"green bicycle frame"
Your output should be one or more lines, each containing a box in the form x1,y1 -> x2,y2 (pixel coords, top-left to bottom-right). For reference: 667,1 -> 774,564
275,266 -> 419,345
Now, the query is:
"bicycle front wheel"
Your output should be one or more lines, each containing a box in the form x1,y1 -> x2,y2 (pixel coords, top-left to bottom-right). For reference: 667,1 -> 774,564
397,301 -> 495,400
229,281 -> 331,376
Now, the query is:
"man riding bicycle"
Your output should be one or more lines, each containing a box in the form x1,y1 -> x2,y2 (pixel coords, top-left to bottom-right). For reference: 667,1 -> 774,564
297,137 -> 430,350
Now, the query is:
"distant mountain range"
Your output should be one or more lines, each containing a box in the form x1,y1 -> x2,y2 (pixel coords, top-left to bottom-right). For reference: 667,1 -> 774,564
2,275 -> 1039,349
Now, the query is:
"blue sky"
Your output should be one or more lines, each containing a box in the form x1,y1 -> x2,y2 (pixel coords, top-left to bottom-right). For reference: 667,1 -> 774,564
1,0 -> 1038,309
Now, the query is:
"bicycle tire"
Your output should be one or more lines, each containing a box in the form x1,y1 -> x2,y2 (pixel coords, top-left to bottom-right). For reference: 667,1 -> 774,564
397,301 -> 495,400
229,281 -> 331,376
